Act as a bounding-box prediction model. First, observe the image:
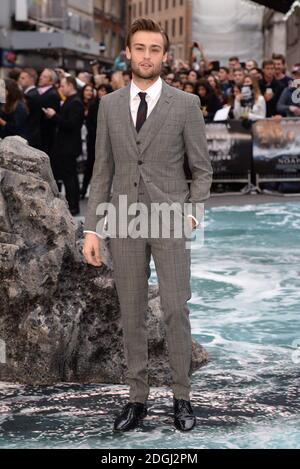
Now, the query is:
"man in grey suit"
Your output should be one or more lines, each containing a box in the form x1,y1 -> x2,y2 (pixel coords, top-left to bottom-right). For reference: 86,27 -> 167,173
83,18 -> 213,432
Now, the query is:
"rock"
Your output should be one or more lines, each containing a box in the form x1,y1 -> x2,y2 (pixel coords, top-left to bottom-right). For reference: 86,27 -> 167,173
0,137 -> 208,385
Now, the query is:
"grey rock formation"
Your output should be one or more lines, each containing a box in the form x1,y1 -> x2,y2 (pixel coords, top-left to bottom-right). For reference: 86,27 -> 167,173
0,137 -> 208,385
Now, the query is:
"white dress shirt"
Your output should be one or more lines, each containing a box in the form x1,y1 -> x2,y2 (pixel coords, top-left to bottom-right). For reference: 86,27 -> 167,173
84,77 -> 198,237
130,76 -> 163,126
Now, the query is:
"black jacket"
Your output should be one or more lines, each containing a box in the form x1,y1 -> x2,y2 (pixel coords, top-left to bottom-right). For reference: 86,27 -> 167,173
52,93 -> 84,158
259,78 -> 284,117
39,86 -> 61,156
85,97 -> 99,157
0,102 -> 28,139
24,87 -> 42,149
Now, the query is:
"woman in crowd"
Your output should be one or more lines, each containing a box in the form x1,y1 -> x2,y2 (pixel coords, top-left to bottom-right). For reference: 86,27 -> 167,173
233,74 -> 266,120
80,83 -> 113,199
207,74 -> 226,105
81,83 -> 95,118
196,79 -> 222,121
0,78 -> 28,139
183,81 -> 196,94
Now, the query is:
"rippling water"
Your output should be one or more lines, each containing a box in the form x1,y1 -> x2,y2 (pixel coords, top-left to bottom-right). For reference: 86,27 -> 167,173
1,202 -> 300,449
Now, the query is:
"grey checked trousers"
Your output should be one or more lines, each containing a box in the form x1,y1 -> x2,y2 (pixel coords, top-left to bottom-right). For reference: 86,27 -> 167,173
109,176 -> 193,403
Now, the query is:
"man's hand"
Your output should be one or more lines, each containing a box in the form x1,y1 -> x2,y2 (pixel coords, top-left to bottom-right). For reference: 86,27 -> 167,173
191,219 -> 197,230
289,106 -> 300,116
43,108 -> 56,119
83,233 -> 103,267
187,216 -> 198,231
264,91 -> 274,102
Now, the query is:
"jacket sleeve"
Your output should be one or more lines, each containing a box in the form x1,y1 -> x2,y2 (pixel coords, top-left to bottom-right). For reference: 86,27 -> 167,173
52,100 -> 83,131
183,94 -> 213,221
249,95 -> 266,120
84,97 -> 114,233
277,88 -> 291,117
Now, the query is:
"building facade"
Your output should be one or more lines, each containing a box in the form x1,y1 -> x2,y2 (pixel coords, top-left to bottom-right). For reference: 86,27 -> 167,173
262,6 -> 300,68
126,0 -> 193,62
94,0 -> 126,63
0,0 -> 126,74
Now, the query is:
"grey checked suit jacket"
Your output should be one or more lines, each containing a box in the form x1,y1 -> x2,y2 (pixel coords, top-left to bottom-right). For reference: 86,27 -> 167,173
84,79 -> 213,235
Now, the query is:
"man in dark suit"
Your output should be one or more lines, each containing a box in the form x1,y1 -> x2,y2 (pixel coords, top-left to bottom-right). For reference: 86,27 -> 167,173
259,60 -> 284,117
18,68 -> 42,149
44,76 -> 84,216
38,69 -> 61,158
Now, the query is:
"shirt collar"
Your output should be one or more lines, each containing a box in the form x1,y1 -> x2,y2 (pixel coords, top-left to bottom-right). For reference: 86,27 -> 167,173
130,76 -> 162,101
24,85 -> 36,94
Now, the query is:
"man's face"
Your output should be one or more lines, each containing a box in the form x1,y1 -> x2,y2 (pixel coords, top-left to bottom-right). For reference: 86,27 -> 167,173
292,74 -> 300,88
273,59 -> 284,74
249,68 -> 262,80
233,71 -> 245,86
172,80 -> 182,89
188,71 -> 197,83
246,60 -> 255,71
263,64 -> 275,80
229,59 -> 240,70
60,78 -> 72,97
78,72 -> 88,84
39,70 -> 52,87
219,69 -> 228,82
165,73 -> 175,85
19,72 -> 32,90
126,31 -> 167,81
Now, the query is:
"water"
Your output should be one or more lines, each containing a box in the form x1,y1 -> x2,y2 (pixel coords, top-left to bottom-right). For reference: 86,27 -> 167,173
1,202 -> 300,449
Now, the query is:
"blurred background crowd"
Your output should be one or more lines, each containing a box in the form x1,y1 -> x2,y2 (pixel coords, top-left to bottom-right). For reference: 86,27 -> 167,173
1,45 -> 300,215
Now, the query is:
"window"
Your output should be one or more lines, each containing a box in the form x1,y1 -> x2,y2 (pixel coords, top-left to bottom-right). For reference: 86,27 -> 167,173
179,16 -> 183,36
172,18 -> 176,37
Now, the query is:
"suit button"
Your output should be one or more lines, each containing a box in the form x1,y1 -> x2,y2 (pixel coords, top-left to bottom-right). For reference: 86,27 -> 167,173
136,141 -> 141,145
134,182 -> 137,186
138,160 -> 143,165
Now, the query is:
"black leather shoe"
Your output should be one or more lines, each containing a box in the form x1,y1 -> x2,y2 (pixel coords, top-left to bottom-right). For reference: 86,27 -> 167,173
113,402 -> 147,432
173,398 -> 196,431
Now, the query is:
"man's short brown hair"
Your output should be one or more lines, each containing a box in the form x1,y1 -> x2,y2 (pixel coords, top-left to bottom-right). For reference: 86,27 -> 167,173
262,60 -> 274,69
63,75 -> 78,91
126,17 -> 170,54
22,68 -> 38,83
272,53 -> 286,64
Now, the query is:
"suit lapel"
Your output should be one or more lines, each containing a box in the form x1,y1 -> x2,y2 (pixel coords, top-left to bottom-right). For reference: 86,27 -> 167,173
119,80 -> 174,158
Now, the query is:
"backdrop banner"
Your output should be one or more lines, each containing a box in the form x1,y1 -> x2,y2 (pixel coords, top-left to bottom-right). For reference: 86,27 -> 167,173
252,118 -> 300,176
205,120 -> 253,177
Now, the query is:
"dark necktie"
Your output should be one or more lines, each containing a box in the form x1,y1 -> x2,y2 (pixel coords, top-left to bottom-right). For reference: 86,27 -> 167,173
136,92 -> 148,133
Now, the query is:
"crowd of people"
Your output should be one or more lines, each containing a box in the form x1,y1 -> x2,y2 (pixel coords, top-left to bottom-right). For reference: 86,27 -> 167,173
0,45 -> 300,215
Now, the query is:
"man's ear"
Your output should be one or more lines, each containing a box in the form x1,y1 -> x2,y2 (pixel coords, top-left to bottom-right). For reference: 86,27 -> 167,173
125,46 -> 131,61
162,52 -> 168,63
